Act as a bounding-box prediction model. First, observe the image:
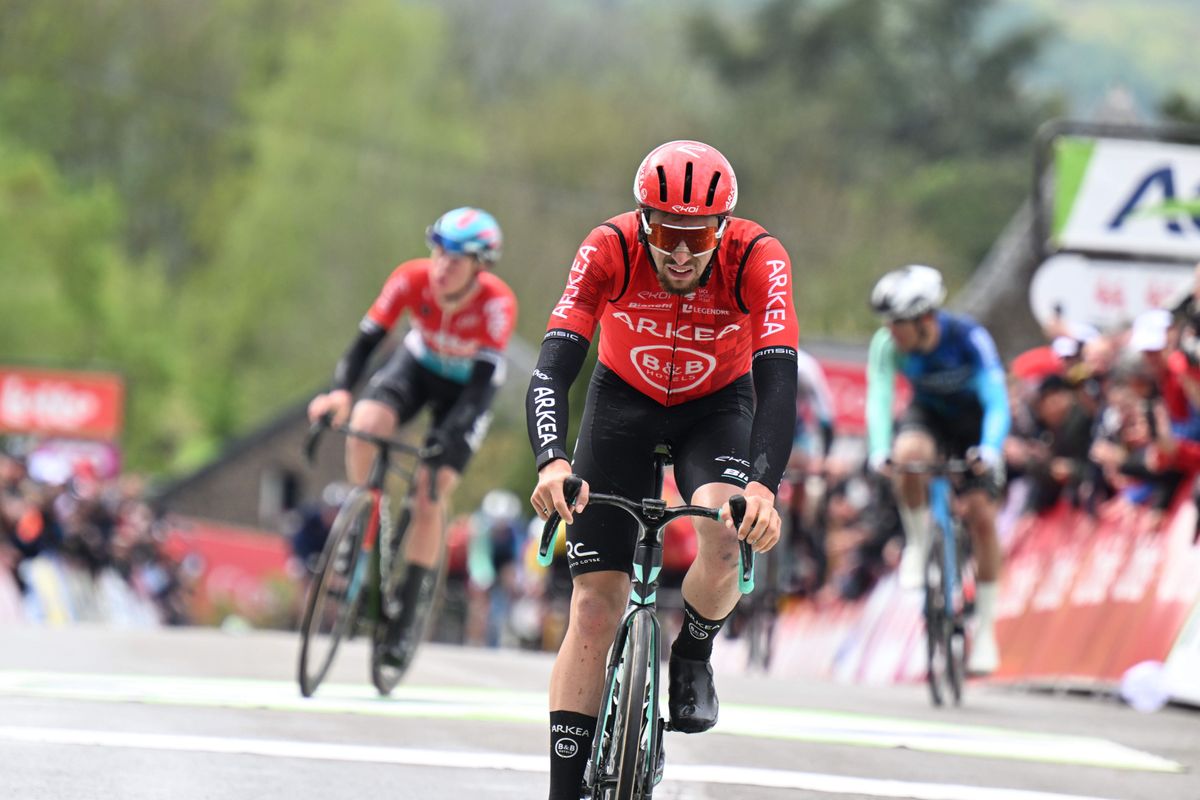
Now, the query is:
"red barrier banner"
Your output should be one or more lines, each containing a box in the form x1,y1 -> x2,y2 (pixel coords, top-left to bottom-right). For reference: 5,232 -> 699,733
0,367 -> 124,440
819,359 -> 911,436
162,517 -> 292,625
995,497 -> 1200,685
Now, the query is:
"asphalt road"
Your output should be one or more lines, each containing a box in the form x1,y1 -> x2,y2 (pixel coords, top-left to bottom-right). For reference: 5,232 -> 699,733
0,625 -> 1196,800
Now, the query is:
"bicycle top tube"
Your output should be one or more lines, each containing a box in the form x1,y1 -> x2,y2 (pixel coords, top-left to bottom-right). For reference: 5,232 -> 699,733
304,416 -> 442,463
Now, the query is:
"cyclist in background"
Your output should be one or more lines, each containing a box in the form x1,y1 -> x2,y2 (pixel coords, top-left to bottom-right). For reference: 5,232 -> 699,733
526,140 -> 798,800
866,265 -> 1010,675
307,207 -> 517,666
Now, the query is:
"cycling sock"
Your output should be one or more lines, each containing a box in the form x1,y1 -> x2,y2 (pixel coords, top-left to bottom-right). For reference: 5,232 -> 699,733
898,505 -> 931,552
548,710 -> 595,800
671,600 -> 727,662
392,564 -> 435,641
974,581 -> 998,628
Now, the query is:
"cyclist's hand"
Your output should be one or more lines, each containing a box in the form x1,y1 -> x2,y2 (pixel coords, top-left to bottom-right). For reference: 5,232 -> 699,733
531,459 -> 588,525
867,451 -> 891,476
724,481 -> 780,553
307,390 -> 353,427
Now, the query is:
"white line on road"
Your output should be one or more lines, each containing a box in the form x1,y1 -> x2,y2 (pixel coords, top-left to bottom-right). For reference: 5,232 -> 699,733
0,725 -> 1126,800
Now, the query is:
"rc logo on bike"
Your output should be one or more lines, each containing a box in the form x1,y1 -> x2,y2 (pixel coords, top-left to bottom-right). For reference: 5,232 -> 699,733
554,738 -> 579,758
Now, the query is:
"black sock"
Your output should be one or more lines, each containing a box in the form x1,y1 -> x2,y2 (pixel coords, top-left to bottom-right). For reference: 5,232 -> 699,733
393,564 -> 435,637
671,600 -> 727,662
548,710 -> 595,800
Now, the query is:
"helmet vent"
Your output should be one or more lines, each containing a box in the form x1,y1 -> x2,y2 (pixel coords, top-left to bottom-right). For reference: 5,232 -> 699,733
656,166 -> 669,203
705,172 -> 722,207
683,162 -> 694,203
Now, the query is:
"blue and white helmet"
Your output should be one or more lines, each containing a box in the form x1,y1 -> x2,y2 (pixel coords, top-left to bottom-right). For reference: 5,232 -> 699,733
426,207 -> 503,263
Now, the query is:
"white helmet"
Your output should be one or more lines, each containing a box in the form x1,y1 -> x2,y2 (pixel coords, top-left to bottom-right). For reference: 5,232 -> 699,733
481,489 -> 521,522
870,265 -> 946,320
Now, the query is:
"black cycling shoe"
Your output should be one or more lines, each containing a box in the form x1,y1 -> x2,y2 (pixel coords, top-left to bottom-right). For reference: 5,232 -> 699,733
668,654 -> 718,733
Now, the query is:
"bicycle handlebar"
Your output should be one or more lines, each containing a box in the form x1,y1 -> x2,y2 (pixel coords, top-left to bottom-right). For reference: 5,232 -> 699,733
537,475 -> 755,594
303,415 -> 445,499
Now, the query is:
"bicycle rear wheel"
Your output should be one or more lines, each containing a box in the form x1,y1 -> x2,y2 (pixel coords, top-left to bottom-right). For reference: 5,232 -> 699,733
297,488 -> 374,697
594,611 -> 654,800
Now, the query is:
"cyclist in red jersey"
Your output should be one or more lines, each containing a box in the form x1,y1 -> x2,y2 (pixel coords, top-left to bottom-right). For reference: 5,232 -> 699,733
308,207 -> 517,665
526,141 -> 799,799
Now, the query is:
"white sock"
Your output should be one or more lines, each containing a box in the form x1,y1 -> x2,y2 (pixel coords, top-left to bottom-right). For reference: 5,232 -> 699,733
975,581 -> 998,629
898,505 -> 931,553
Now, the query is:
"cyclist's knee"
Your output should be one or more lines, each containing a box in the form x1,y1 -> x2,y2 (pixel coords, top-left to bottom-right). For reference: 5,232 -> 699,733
892,431 -> 935,465
348,399 -> 397,435
569,574 -> 628,642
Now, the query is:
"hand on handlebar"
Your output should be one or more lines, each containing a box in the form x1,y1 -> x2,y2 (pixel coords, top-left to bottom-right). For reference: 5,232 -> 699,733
307,389 -> 353,427
530,459 -> 588,525
723,481 -> 780,553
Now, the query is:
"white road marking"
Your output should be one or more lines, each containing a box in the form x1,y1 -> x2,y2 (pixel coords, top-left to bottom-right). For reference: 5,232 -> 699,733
0,725 -> 1128,800
0,669 -> 1182,773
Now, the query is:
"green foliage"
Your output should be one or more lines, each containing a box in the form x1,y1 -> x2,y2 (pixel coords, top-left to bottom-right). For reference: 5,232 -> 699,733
1,0 -> 1184,489
0,136 -> 182,468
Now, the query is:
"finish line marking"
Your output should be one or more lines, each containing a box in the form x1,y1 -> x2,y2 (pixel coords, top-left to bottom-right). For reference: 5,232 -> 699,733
0,670 -> 1181,773
0,725 -> 1127,800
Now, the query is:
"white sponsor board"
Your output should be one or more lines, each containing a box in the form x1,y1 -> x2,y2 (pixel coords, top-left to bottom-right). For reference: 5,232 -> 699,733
1165,597 -> 1200,706
1053,136 -> 1200,260
1029,253 -> 1193,329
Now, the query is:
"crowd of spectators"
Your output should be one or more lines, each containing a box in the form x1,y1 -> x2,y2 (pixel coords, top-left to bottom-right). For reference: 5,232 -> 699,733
0,446 -> 190,625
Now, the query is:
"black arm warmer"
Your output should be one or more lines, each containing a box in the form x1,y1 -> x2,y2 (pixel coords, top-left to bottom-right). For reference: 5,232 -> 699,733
331,324 -> 387,391
526,331 -> 589,470
749,353 -> 799,493
439,357 -> 499,438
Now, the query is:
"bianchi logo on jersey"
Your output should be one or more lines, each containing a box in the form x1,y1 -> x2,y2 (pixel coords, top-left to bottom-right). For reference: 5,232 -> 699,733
629,345 -> 716,393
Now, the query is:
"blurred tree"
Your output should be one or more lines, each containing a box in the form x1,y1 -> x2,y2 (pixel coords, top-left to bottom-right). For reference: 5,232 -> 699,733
0,136 -> 181,468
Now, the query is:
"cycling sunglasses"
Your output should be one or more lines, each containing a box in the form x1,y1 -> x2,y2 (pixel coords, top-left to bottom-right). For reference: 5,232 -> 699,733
640,214 -> 727,257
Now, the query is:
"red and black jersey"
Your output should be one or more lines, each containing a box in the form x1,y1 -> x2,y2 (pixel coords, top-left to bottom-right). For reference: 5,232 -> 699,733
545,211 -> 799,405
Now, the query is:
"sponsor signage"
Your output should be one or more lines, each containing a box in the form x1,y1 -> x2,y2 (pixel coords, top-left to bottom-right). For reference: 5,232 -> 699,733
818,359 -> 911,436
1051,135 -> 1200,261
1029,253 -> 1192,329
0,367 -> 125,440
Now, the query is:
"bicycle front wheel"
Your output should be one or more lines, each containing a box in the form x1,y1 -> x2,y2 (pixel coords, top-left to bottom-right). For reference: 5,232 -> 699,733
924,526 -> 964,707
602,611 -> 654,800
297,488 -> 374,697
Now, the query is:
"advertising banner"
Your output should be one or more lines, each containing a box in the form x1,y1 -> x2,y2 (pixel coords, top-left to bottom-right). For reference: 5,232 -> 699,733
1052,135 -> 1200,261
1029,253 -> 1192,330
0,367 -> 125,440
818,359 -> 911,436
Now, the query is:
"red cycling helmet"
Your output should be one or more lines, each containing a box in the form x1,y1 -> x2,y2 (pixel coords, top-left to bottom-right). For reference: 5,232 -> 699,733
633,140 -> 738,216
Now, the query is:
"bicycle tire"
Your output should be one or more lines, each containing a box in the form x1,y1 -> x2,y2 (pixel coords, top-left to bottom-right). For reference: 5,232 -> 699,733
924,531 -> 949,707
607,611 -> 654,800
297,488 -> 374,698
371,506 -> 414,695
925,525 -> 966,707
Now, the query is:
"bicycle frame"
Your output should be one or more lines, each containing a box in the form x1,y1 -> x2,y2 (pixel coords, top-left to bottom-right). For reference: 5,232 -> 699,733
929,474 -> 959,620
538,446 -> 753,798
297,418 -> 441,697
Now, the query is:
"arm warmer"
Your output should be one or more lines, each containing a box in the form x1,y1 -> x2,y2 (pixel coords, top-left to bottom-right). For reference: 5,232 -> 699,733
439,358 -> 499,438
749,354 -> 799,494
526,332 -> 589,470
331,324 -> 388,391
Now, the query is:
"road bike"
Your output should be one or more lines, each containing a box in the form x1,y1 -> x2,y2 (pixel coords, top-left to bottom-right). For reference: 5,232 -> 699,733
898,459 -> 974,707
296,418 -> 441,698
538,445 -> 754,799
